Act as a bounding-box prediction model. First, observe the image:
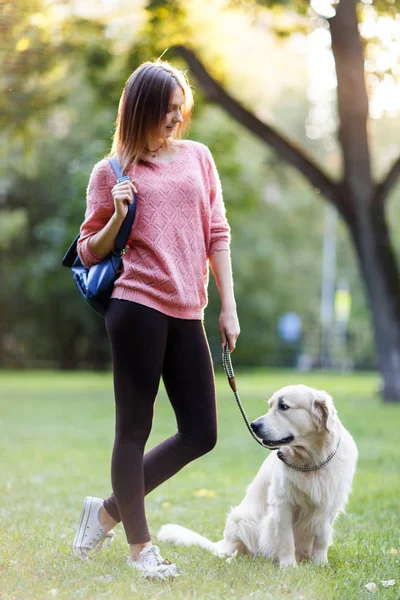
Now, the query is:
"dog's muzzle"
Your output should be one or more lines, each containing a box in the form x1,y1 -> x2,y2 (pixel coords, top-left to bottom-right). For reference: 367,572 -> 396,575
250,420 -> 294,447
261,435 -> 294,448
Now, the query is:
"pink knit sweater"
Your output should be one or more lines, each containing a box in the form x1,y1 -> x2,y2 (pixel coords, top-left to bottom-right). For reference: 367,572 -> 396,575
77,140 -> 231,319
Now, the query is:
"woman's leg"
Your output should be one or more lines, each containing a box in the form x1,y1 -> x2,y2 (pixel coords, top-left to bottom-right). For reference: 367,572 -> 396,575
102,299 -> 168,545
144,316 -> 217,491
103,315 -> 217,518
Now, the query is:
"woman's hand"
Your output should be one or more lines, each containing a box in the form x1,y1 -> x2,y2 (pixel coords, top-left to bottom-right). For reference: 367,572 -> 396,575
219,307 -> 240,352
112,178 -> 138,222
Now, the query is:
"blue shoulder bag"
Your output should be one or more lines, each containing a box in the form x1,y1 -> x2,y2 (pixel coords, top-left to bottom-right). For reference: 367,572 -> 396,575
62,156 -> 136,317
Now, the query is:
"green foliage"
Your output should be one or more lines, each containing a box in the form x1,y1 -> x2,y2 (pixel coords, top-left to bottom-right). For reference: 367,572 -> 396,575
248,0 -> 309,12
370,0 -> 400,15
192,104 -> 375,369
1,0 -> 118,368
0,210 -> 28,250
239,0 -> 400,14
1,0 -> 395,371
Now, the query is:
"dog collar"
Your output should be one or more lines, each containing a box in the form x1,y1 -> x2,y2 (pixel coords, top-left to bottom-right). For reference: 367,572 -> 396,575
277,436 -> 341,472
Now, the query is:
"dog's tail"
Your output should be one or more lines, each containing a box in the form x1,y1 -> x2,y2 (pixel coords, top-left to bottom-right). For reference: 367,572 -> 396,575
157,524 -> 227,556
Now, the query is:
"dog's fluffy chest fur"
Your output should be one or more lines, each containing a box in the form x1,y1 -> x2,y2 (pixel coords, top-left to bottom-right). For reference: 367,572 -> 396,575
233,422 -> 358,553
255,424 -> 357,512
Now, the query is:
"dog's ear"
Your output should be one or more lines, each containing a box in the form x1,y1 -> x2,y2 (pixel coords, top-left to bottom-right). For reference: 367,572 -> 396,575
311,390 -> 337,432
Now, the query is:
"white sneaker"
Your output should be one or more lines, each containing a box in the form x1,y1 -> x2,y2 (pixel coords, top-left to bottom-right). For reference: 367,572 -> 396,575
72,496 -> 115,559
127,544 -> 180,579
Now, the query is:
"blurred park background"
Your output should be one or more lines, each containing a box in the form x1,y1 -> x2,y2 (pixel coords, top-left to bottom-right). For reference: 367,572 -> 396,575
3,0 -> 400,399
3,2 -> 400,597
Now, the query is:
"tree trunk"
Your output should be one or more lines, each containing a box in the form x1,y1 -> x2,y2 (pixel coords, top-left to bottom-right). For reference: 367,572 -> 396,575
330,0 -> 400,401
345,201 -> 400,401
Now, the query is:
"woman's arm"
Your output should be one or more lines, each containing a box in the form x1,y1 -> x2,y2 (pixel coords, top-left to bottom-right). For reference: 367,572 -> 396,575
88,177 -> 137,260
209,249 -> 240,352
87,212 -> 125,261
77,161 -> 137,268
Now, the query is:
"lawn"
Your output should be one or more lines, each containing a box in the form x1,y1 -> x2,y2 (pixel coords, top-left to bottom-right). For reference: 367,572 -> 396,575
0,368 -> 399,600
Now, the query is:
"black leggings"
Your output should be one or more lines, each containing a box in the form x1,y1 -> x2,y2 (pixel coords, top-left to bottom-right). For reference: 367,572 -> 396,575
102,299 -> 217,544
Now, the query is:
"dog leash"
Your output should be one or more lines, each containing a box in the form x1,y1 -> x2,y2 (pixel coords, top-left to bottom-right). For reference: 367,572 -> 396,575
221,342 -> 341,470
221,342 -> 271,449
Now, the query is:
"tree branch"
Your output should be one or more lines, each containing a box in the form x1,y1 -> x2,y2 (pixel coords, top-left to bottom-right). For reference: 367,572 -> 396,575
173,44 -> 344,213
375,154 -> 400,205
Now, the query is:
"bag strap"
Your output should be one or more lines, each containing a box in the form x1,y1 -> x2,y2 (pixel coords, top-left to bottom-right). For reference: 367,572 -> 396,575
108,155 -> 136,255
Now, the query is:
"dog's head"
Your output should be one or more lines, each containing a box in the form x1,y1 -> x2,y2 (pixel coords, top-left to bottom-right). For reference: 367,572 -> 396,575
250,384 -> 337,448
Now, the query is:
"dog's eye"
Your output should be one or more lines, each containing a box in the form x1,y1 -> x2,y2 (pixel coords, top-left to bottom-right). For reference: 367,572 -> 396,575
278,402 -> 290,411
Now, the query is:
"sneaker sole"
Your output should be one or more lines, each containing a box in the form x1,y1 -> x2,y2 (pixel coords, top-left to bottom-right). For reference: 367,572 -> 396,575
72,496 -> 96,559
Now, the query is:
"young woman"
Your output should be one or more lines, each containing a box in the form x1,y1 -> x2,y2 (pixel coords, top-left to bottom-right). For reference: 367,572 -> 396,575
72,59 -> 240,579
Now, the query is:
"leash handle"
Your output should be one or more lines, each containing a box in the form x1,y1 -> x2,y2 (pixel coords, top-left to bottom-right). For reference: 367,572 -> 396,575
222,343 -> 270,449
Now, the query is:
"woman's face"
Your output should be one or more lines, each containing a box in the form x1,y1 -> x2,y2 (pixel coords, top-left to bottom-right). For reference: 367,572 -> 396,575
161,86 -> 185,139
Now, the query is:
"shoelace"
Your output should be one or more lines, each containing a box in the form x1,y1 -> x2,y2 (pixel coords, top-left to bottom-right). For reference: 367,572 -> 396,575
83,531 -> 114,557
145,546 -> 161,565
94,532 -> 114,553
141,545 -> 171,568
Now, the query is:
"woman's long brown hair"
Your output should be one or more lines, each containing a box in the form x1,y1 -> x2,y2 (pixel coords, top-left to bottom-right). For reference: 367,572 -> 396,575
106,59 -> 194,175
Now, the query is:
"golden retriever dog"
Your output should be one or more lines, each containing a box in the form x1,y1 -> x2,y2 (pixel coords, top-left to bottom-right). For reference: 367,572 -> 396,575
158,384 -> 358,568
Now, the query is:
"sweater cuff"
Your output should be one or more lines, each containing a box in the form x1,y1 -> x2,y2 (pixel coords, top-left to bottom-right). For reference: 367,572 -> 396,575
77,237 -> 102,269
208,240 -> 230,258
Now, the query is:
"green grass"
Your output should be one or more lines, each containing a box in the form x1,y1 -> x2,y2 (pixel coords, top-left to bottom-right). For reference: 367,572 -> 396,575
1,368 -> 399,599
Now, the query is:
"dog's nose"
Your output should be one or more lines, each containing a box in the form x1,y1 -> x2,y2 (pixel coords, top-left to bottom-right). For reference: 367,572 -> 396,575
250,420 -> 262,434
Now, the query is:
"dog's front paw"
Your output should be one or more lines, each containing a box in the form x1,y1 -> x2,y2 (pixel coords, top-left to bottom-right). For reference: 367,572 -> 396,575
279,557 -> 298,569
311,551 -> 328,565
